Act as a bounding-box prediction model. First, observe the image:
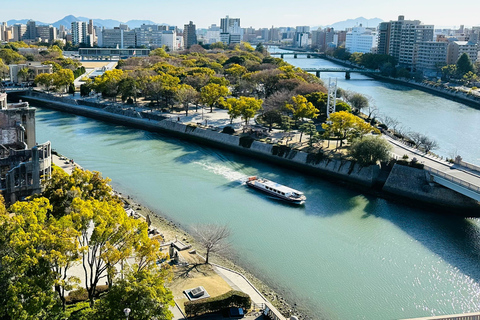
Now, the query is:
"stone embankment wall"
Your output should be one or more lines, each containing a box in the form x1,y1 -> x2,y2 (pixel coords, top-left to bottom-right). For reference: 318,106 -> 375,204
383,164 -> 480,212
17,92 -> 480,213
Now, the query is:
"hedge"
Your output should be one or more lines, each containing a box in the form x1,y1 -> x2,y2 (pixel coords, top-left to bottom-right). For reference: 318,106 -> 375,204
184,290 -> 251,317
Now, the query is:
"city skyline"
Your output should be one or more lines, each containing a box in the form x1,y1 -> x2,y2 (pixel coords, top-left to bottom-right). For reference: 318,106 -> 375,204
1,0 -> 480,29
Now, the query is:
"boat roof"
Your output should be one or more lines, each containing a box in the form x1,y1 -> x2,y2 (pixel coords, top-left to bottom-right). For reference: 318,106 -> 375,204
259,179 -> 304,194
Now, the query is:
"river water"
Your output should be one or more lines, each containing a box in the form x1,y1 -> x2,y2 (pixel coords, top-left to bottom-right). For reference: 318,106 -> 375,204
34,54 -> 480,320
273,48 -> 480,165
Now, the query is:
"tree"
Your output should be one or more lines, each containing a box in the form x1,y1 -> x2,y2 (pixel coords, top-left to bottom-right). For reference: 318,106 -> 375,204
149,47 -> 169,58
39,166 -> 117,218
93,268 -> 174,320
176,84 -> 198,116
408,132 -> 439,153
35,73 -> 54,91
0,197 -> 65,319
93,69 -> 125,101
200,83 -> 230,113
255,42 -> 266,54
322,111 -> 380,148
237,96 -> 263,128
456,53 -> 475,76
298,122 -> 316,143
348,136 -> 392,166
118,76 -> 137,103
285,94 -> 319,126
53,69 -> 74,92
17,67 -> 30,83
226,97 -> 241,124
346,92 -> 370,113
0,48 -> 25,65
0,58 -> 9,80
261,104 -> 283,132
191,224 -> 231,264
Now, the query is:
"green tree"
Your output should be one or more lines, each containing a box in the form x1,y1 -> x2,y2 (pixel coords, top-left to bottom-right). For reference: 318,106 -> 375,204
255,42 -> 266,54
93,69 -> 125,101
298,122 -> 316,143
286,94 -> 319,126
227,96 -> 263,128
175,84 -> 198,116
149,47 -> 170,58
0,197 -> 64,320
200,83 -> 230,112
322,111 -> 380,148
345,92 -> 370,113
0,58 -> 8,80
0,48 -> 25,65
348,136 -> 392,166
39,166 -> 117,218
93,268 -> 174,320
456,53 -> 475,76
53,68 -> 75,92
17,67 -> 30,83
35,73 -> 55,91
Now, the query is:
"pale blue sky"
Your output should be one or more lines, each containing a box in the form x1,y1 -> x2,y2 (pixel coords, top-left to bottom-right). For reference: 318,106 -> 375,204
1,0 -> 479,28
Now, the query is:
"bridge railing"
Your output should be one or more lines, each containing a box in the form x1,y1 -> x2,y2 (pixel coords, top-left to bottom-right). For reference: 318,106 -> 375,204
424,165 -> 480,194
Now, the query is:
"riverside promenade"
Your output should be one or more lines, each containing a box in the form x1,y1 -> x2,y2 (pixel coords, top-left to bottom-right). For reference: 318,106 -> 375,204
50,155 -> 287,320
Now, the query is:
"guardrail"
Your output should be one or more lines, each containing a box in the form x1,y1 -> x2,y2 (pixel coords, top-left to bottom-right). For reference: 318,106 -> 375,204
457,160 -> 480,175
424,165 -> 480,193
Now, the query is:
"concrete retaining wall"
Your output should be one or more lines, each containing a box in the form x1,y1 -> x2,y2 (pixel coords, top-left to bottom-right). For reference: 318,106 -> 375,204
19,94 -> 480,212
383,164 -> 480,212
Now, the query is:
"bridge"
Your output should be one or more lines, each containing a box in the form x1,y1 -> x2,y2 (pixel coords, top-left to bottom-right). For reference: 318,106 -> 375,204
269,52 -> 324,59
302,67 -> 381,79
385,134 -> 480,204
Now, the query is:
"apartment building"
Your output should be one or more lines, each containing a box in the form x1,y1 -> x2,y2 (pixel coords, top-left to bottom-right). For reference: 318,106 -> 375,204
345,26 -> 378,54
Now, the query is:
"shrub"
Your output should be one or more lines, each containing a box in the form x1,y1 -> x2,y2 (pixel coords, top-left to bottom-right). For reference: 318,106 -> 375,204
184,290 -> 251,317
222,126 -> 235,135
239,136 -> 254,148
65,288 -> 88,304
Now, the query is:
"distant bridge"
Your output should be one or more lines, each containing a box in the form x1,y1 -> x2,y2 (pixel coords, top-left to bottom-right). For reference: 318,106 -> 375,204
301,67 -> 381,79
269,52 -> 324,59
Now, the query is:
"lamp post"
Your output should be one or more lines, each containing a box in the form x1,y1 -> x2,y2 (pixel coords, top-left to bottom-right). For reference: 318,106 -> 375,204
123,307 -> 131,320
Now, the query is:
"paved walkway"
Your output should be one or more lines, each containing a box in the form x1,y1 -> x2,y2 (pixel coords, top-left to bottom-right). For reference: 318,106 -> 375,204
384,135 -> 480,198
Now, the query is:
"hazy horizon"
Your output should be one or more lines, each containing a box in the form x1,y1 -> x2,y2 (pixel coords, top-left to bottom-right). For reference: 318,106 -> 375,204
1,0 -> 479,29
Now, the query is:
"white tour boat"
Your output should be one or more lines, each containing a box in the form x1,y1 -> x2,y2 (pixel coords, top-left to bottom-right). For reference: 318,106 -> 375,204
246,176 -> 306,204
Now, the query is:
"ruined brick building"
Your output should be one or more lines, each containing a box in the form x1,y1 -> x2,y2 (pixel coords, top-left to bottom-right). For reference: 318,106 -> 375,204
0,92 -> 51,203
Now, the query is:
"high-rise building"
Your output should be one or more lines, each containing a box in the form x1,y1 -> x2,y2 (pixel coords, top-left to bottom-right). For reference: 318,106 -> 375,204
99,27 -> 135,48
447,41 -> 479,64
71,21 -> 88,45
416,41 -> 447,75
377,16 -> 434,70
220,15 -> 241,33
25,20 -> 36,40
183,21 -> 197,49
12,24 -> 27,42
36,25 -> 57,43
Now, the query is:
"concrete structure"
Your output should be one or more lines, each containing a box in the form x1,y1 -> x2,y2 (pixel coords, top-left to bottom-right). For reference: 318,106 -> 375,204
99,27 -> 136,48
8,62 -> 53,84
25,20 -> 36,40
220,16 -> 241,33
205,24 -> 221,44
12,24 -> 27,42
416,41 -> 448,76
446,41 -> 479,64
71,21 -> 87,45
78,48 -> 150,60
0,92 -> 52,203
36,25 -> 57,43
398,24 -> 434,69
218,16 -> 241,45
311,28 -> 335,51
183,21 -> 197,49
345,26 -> 378,54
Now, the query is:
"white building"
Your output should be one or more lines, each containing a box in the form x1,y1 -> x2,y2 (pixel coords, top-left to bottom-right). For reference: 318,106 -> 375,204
345,26 -> 378,54
71,21 -> 88,45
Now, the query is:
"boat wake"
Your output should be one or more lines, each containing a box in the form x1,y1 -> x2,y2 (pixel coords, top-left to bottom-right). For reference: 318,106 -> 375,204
193,161 -> 248,183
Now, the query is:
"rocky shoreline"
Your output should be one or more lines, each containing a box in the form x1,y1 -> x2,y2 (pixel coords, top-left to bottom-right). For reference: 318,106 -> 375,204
116,191 -> 311,319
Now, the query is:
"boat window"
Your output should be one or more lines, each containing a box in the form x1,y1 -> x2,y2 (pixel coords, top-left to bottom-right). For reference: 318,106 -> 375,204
282,192 -> 285,195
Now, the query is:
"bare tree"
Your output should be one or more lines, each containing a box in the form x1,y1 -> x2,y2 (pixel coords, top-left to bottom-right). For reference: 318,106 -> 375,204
191,224 -> 231,264
381,116 -> 400,132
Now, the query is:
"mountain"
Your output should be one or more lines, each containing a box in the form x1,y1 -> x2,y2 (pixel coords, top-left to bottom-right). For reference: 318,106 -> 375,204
125,20 -> 160,28
328,17 -> 384,30
51,15 -> 82,28
7,19 -> 48,26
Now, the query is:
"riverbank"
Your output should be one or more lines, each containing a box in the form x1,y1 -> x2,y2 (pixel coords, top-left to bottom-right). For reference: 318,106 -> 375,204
51,152 -> 306,319
18,91 -> 480,215
319,55 -> 480,109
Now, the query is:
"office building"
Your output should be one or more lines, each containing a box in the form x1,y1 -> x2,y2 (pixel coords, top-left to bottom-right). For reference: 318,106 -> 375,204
183,21 -> 197,49
345,26 -> 378,53
220,16 -> 241,33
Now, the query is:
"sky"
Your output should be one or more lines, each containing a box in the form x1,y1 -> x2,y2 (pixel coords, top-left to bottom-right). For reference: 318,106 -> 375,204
1,0 -> 480,29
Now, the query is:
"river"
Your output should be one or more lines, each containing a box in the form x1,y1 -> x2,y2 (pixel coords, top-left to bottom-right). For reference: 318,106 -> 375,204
33,52 -> 480,320
272,48 -> 480,165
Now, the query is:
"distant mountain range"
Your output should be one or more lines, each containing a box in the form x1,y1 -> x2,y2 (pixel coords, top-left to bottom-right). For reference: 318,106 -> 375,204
6,15 -> 168,29
312,17 -> 384,31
